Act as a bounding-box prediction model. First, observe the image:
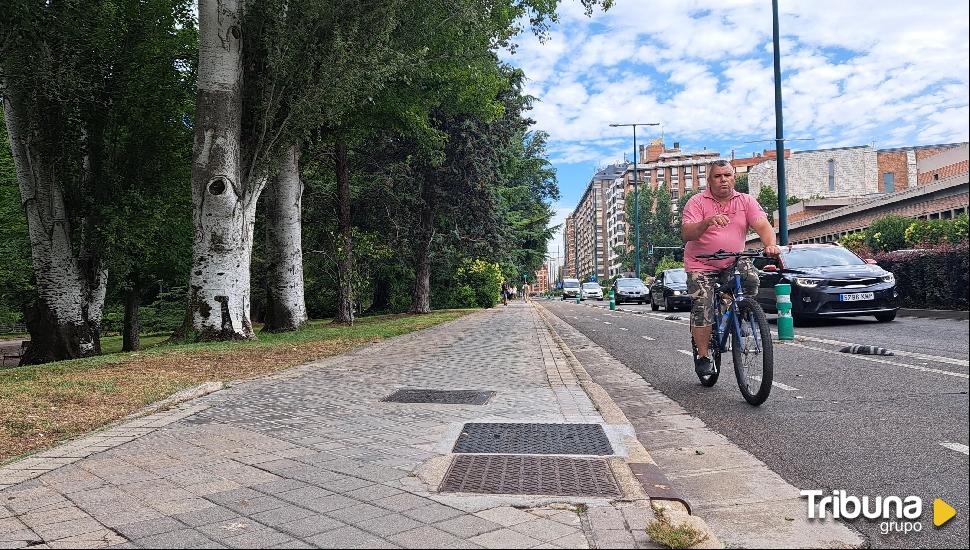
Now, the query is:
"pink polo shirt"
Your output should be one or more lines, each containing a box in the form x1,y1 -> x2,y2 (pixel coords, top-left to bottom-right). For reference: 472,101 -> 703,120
682,189 -> 767,272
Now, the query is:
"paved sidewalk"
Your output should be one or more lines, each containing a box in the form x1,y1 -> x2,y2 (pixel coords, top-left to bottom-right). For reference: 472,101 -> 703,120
1,304 -> 695,549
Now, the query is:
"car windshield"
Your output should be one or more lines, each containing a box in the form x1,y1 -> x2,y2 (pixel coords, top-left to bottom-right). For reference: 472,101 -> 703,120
582,283 -> 600,289
782,247 -> 865,268
665,270 -> 687,284
616,279 -> 644,287
563,281 -> 580,288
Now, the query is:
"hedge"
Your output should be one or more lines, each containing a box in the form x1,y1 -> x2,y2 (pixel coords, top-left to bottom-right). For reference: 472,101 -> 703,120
875,242 -> 969,310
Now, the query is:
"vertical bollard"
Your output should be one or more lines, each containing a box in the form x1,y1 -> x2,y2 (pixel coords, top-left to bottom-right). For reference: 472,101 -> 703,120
576,292 -> 581,304
609,290 -> 616,311
775,283 -> 794,340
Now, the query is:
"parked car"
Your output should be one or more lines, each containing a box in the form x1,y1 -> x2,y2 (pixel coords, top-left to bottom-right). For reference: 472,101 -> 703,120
612,277 -> 650,304
650,268 -> 691,311
753,244 -> 899,322
561,278 -> 581,300
581,282 -> 604,301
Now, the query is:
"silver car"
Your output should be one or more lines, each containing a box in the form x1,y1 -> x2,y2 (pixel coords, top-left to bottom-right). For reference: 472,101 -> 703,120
581,282 -> 604,301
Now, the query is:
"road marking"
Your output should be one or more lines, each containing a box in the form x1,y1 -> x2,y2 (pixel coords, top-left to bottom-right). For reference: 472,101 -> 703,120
620,327 -> 629,331
789,334 -> 969,367
782,341 -> 969,379
677,350 -> 693,357
940,442 -> 969,455
642,336 -> 656,341
750,375 -> 798,391
603,321 -> 612,325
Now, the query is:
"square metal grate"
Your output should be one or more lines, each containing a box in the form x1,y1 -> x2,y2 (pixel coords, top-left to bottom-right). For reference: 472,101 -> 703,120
452,423 -> 614,455
382,389 -> 495,405
440,454 -> 621,497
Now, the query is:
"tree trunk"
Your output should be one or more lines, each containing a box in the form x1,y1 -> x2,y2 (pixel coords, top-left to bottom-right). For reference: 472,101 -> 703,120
263,145 -> 308,332
410,201 -> 434,314
333,139 -> 355,324
123,282 -> 140,352
184,0 -> 261,341
367,273 -> 391,314
3,88 -> 107,365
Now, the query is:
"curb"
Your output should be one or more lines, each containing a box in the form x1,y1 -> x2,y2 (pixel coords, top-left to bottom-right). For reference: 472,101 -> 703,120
898,308 -> 969,320
532,304 -> 722,549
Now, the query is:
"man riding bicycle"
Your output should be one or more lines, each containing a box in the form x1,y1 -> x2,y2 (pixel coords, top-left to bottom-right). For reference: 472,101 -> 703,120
682,160 -> 781,377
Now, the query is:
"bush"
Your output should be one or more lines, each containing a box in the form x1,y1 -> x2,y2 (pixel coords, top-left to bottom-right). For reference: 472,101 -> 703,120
864,215 -> 911,252
875,242 -> 969,310
454,259 -> 503,309
838,232 -> 868,254
655,256 -> 684,276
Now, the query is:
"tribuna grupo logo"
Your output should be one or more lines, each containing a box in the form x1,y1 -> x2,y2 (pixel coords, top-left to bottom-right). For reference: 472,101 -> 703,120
801,490 -> 923,535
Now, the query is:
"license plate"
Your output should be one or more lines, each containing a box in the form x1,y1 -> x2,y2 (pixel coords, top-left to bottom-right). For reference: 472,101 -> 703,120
841,292 -> 874,301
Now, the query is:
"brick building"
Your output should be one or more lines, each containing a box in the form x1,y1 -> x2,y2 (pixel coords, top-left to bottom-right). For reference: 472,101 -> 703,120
627,139 -> 722,202
749,145 -> 879,200
534,264 -> 549,293
563,214 -> 576,279
567,163 -> 625,281
731,149 -> 791,176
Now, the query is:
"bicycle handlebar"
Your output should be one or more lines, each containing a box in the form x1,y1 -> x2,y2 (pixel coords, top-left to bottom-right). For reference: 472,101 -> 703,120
695,249 -> 764,260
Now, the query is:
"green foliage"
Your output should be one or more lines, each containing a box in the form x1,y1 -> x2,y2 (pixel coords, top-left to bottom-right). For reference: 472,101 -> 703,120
787,195 -> 802,205
838,232 -> 868,253
102,287 -> 187,334
654,256 -> 684,276
0,115 -> 33,325
905,214 -> 969,247
454,259 -> 503,309
734,174 -> 749,194
864,215 -> 911,252
757,186 -> 779,225
875,243 -> 969,310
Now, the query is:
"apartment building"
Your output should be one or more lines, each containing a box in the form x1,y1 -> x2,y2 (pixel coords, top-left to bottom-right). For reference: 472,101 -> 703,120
568,163 -> 624,281
563,214 -> 576,279
628,139 -> 722,203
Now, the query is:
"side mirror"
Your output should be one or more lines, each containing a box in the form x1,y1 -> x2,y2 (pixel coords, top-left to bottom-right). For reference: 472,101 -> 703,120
864,259 -> 878,265
762,264 -> 778,272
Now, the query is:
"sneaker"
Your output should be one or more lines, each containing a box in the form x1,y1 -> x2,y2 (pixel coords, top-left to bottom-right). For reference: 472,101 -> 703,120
694,356 -> 715,377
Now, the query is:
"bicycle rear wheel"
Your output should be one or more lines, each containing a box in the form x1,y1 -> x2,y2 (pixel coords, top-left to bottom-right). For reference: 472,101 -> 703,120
732,298 -> 773,406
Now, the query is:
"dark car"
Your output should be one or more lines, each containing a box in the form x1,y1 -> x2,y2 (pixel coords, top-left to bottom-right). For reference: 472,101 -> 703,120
613,277 -> 649,304
650,268 -> 691,311
753,244 -> 898,322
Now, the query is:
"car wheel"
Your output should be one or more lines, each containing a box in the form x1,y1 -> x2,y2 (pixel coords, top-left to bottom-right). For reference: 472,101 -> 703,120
650,296 -> 659,311
875,311 -> 896,322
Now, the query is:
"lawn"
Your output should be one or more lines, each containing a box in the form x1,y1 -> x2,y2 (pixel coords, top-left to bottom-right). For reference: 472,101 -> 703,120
0,311 -> 472,464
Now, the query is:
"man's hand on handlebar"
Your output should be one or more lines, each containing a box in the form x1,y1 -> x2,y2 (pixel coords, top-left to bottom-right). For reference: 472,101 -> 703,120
763,245 -> 782,258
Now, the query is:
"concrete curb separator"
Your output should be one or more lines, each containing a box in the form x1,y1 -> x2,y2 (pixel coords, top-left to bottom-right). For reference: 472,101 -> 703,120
533,304 -> 723,549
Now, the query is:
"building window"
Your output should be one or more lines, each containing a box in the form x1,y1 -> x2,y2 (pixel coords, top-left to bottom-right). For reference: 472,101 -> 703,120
671,189 -> 679,200
827,159 -> 835,192
883,172 -> 894,193
685,166 -> 692,175
699,165 -> 706,174
671,167 -> 679,175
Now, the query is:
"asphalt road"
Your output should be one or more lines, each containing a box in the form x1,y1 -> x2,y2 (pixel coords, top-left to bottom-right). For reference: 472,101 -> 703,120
542,298 -> 969,549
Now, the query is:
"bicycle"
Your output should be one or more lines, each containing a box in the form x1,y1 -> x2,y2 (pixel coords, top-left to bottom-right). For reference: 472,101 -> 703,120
691,250 -> 774,406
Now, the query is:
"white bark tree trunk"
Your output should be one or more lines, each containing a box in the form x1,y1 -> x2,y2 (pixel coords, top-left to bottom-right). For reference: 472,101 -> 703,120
3,90 -> 107,364
185,0 -> 262,340
263,144 -> 308,331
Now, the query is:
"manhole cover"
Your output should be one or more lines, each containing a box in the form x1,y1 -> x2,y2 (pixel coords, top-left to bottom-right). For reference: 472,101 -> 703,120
440,455 -> 621,497
382,389 -> 494,405
453,423 -> 613,455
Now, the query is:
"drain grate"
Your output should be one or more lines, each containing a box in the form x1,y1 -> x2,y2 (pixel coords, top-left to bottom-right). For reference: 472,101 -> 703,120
440,455 -> 621,497
382,389 -> 494,405
453,423 -> 613,455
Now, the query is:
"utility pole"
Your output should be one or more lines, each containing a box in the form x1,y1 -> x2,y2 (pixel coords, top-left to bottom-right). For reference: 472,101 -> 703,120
772,0 -> 789,245
609,122 -> 661,278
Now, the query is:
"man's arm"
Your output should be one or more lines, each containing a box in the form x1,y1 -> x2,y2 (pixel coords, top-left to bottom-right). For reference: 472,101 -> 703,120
751,217 -> 782,257
683,214 -> 729,241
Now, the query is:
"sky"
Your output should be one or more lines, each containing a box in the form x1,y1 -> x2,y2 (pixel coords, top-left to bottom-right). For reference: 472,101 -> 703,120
496,0 -> 970,277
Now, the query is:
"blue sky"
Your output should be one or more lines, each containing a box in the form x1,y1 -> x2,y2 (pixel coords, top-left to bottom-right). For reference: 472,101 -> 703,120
497,0 -> 970,273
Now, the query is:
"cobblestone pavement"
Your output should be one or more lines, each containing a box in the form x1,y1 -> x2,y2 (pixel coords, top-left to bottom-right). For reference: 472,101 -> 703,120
1,304 -> 673,549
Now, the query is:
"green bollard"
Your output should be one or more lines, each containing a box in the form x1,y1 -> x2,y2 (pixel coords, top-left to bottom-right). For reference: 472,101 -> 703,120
609,290 -> 616,311
775,283 -> 794,341
576,292 -> 581,304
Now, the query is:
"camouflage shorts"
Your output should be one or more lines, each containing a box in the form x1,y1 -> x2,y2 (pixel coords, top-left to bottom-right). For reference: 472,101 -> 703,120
687,258 -> 760,327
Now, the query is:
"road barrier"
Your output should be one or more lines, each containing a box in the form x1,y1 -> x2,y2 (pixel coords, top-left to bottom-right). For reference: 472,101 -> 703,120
775,283 -> 794,340
609,290 -> 616,311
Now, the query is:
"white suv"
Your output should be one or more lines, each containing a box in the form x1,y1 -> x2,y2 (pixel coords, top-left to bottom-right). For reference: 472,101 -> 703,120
581,282 -> 604,301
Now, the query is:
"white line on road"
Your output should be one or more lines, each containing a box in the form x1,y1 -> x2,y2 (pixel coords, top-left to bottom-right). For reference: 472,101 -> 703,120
620,327 -> 629,331
603,322 -> 612,325
940,442 -> 969,455
751,375 -> 799,391
782,341 -> 970,379
677,350 -> 693,357
642,336 -> 656,341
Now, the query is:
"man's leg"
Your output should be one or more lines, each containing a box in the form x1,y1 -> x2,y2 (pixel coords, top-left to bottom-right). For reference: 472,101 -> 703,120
687,272 -> 715,358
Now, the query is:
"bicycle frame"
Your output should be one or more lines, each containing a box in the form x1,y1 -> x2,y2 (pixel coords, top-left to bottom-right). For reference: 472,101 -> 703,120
711,263 -> 763,354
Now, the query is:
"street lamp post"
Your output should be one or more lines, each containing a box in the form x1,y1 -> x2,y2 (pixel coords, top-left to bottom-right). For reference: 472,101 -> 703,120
771,0 -> 789,245
610,122 -> 661,279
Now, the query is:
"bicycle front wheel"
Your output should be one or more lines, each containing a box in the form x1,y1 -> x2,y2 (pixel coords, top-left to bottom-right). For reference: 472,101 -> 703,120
732,298 -> 774,406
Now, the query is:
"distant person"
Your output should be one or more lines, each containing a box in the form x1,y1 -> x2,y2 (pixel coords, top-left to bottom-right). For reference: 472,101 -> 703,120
681,159 -> 781,377
522,283 -> 530,302
501,281 -> 510,305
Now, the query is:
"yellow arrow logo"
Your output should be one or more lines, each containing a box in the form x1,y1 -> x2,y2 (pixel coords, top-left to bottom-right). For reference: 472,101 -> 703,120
934,499 -> 956,527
